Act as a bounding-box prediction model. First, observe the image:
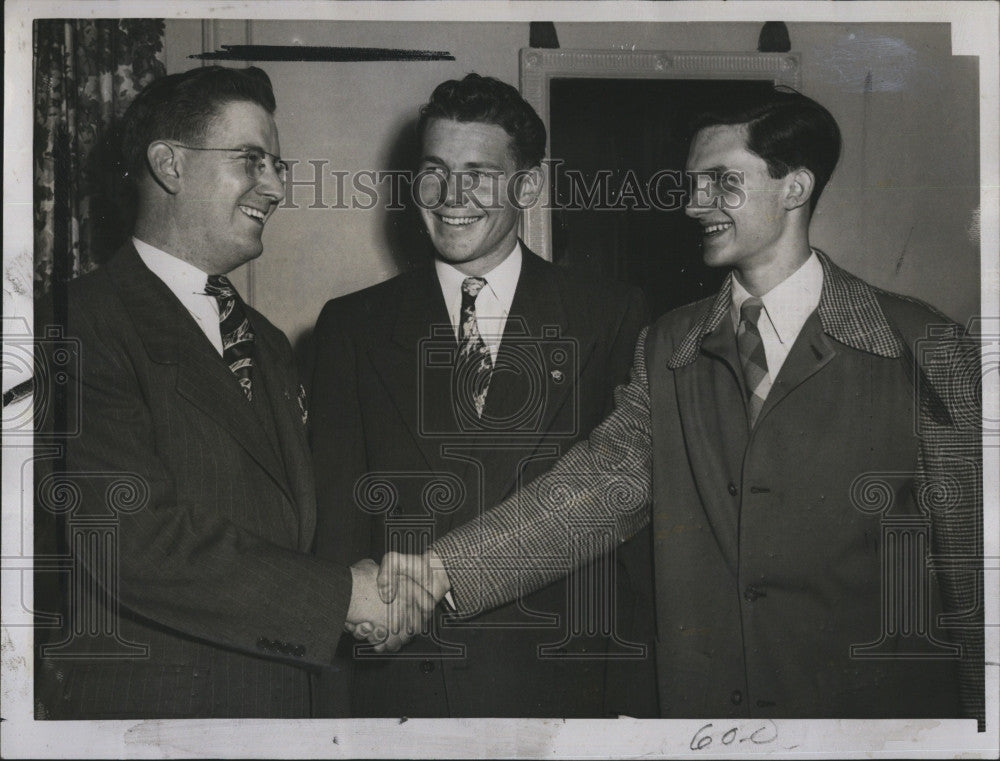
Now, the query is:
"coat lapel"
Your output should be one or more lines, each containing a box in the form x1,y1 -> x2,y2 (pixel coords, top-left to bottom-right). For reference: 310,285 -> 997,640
755,311 -> 836,426
108,245 -> 295,507
674,313 -> 743,575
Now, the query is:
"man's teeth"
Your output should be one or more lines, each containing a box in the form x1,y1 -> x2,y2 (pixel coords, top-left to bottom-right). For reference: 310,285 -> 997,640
439,215 -> 480,227
704,222 -> 732,235
239,206 -> 266,221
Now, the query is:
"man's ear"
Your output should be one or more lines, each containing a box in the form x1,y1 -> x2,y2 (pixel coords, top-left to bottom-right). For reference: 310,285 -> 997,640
783,168 -> 815,211
510,165 -> 544,210
146,141 -> 182,194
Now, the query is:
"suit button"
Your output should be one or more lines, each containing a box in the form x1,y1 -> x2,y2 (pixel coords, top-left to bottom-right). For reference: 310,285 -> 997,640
293,645 -> 305,658
730,690 -> 742,705
744,585 -> 766,602
420,660 -> 435,674
727,482 -> 738,496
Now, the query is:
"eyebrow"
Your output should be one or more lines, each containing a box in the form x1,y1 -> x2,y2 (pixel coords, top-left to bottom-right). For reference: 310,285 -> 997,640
420,155 -> 505,172
236,144 -> 283,161
464,162 -> 505,172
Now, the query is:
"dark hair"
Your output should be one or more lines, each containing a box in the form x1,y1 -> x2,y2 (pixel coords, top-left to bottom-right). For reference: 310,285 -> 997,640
691,87 -> 841,213
417,73 -> 546,168
119,65 -> 276,184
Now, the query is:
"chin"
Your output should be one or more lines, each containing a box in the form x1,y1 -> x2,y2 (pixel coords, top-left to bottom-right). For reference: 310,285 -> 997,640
701,246 -> 735,269
224,245 -> 264,273
433,243 -> 478,265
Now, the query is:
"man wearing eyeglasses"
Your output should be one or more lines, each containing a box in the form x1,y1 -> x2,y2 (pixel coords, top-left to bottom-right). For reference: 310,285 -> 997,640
36,66 -> 422,719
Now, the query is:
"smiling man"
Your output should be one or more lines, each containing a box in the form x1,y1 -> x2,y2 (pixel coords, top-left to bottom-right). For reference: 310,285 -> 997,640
383,87 -> 984,726
309,74 -> 653,717
36,66 -> 419,719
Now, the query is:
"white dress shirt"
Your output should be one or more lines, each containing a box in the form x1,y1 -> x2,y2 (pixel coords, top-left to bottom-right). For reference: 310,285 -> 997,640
133,237 -> 224,356
435,243 -> 522,364
730,251 -> 824,382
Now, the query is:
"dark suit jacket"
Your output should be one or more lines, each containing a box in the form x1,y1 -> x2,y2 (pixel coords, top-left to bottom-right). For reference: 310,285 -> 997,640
37,244 -> 352,719
309,246 -> 655,717
435,251 -> 983,725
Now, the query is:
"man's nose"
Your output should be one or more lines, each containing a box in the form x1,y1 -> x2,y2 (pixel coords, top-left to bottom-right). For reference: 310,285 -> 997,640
443,173 -> 460,206
443,171 -> 484,208
685,185 -> 713,218
684,196 -> 706,218
256,160 -> 286,203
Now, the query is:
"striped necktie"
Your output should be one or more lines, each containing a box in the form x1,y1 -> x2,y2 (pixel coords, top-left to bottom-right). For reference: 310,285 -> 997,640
205,275 -> 256,402
456,276 -> 493,418
737,296 -> 771,426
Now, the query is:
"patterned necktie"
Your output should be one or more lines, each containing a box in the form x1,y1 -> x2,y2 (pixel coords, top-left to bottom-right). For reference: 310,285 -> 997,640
204,275 -> 255,402
456,276 -> 493,418
737,297 -> 771,426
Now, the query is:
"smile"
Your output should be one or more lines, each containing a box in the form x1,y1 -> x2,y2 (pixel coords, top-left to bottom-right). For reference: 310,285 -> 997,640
437,214 -> 482,227
703,222 -> 732,236
239,205 -> 267,222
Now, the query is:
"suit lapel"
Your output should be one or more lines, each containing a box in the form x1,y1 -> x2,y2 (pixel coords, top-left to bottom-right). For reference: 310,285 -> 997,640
476,249 -> 596,501
483,250 -> 591,428
108,246 -> 294,507
368,266 -> 459,472
252,320 -> 316,549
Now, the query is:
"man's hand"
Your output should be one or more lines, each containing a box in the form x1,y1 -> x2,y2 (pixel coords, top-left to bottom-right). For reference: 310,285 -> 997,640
376,549 -> 452,608
345,558 -> 434,652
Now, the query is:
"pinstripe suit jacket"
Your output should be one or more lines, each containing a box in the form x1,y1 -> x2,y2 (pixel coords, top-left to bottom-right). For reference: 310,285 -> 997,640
38,244 -> 352,718
434,251 -> 984,727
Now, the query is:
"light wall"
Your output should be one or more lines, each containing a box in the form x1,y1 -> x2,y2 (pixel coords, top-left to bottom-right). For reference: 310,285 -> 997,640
163,20 -> 980,348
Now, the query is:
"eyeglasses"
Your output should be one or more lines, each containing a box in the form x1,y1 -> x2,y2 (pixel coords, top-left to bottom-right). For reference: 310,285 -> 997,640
169,143 -> 288,183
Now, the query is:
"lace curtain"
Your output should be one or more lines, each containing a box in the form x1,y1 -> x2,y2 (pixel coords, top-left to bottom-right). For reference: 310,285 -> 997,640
33,19 -> 166,298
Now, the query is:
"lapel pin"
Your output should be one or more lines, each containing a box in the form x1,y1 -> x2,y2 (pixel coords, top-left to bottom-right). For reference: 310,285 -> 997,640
550,369 -> 564,382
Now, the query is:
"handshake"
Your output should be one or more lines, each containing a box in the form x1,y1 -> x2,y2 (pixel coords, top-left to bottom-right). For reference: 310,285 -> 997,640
343,550 -> 452,652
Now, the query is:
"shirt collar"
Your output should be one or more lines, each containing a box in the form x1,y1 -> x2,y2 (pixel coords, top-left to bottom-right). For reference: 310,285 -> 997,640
434,241 -> 522,314
668,248 -> 905,368
132,237 -> 212,294
730,251 -> 823,344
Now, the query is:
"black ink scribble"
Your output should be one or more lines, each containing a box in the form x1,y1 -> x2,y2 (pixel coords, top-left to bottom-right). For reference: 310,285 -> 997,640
895,224 -> 915,274
191,45 -> 454,63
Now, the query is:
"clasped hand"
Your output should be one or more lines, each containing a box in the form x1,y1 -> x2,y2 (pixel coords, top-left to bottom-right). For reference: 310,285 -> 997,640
343,551 -> 450,652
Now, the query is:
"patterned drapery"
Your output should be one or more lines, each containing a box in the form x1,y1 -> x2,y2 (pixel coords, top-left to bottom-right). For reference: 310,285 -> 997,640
33,19 -> 166,298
